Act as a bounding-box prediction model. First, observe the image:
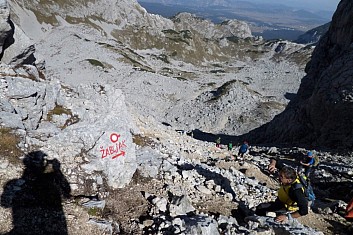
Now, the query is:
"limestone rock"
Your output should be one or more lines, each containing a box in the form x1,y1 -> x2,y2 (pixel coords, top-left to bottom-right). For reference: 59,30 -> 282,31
0,0 -> 12,58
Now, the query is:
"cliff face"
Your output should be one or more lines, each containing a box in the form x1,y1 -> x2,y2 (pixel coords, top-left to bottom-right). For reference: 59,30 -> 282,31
248,0 -> 353,149
0,1 -> 12,57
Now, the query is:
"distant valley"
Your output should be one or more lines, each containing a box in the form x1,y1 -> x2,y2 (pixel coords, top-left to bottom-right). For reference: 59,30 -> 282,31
139,1 -> 333,41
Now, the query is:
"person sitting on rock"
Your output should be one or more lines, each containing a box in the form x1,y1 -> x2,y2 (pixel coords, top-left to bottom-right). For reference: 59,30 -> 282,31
255,159 -> 309,223
298,151 -> 315,177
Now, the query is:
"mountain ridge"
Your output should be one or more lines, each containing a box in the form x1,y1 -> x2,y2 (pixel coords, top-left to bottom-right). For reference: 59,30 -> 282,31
138,0 -> 333,40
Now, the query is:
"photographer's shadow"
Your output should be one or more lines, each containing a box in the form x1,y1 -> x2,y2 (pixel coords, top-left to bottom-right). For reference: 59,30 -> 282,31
1,151 -> 71,235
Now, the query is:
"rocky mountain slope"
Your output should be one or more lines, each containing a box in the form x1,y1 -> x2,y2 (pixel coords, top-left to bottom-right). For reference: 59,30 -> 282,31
139,0 -> 333,41
295,22 -> 331,45
244,0 -> 353,150
0,0 -> 352,234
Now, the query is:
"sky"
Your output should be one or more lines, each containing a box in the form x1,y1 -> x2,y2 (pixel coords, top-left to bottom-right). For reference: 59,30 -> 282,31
242,0 -> 340,12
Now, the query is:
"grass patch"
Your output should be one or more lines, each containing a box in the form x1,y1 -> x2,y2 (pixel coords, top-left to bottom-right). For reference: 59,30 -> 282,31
162,29 -> 178,34
86,59 -> 105,68
132,134 -> 154,147
47,104 -> 72,119
0,127 -> 23,164
168,37 -> 190,45
260,101 -> 285,110
157,54 -> 169,63
47,104 -> 80,129
162,29 -> 192,45
226,36 -> 240,43
160,67 -> 173,74
174,76 -> 187,81
87,207 -> 102,217
210,69 -> 225,74
207,80 -> 238,102
119,53 -> 154,72
212,64 -> 223,68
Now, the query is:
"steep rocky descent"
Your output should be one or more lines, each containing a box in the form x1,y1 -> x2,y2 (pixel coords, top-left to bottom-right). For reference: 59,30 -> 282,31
245,0 -> 353,150
1,112 -> 353,235
3,0 -> 313,139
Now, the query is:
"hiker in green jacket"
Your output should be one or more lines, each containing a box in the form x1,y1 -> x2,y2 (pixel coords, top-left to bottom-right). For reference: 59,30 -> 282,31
228,142 -> 233,151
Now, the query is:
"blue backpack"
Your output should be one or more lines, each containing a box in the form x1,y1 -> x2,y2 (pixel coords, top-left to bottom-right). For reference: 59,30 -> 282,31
292,174 -> 316,202
240,144 -> 248,153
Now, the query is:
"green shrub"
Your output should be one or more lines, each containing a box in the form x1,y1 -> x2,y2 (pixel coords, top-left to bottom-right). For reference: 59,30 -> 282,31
87,207 -> 102,216
207,80 -> 237,102
210,69 -> 225,74
86,59 -> 105,68
47,104 -> 72,120
132,134 -> 154,147
47,104 -> 80,129
175,76 -> 187,81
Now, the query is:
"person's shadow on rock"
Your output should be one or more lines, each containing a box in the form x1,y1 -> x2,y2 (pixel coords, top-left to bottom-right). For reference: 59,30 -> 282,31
1,151 -> 71,235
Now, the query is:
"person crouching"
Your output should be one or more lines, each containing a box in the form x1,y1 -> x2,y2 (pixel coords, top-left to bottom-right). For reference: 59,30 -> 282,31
255,166 -> 309,223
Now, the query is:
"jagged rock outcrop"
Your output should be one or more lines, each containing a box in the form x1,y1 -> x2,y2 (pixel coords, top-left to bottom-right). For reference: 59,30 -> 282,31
0,0 -> 12,58
7,0 -> 256,66
0,1 -> 138,190
0,0 -> 36,66
0,64 -> 138,189
173,12 -> 252,40
246,0 -> 353,149
7,0 -> 174,41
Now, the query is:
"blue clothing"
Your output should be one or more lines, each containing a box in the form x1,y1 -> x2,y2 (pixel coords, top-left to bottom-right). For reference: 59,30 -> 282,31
239,144 -> 248,153
303,156 -> 314,166
298,156 -> 315,177
308,157 -> 315,165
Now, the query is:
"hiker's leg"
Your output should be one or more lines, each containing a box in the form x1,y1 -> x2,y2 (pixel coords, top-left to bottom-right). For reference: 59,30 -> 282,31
297,165 -> 303,174
305,167 -> 312,177
238,152 -> 245,164
255,203 -> 271,216
255,199 -> 284,216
